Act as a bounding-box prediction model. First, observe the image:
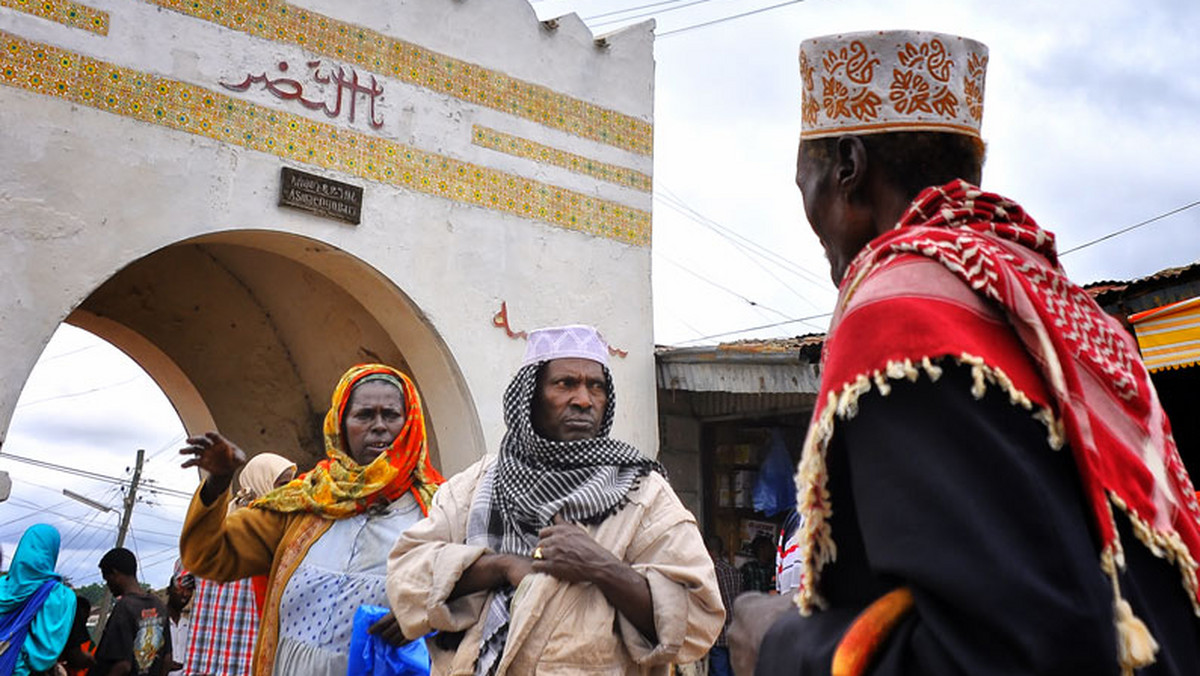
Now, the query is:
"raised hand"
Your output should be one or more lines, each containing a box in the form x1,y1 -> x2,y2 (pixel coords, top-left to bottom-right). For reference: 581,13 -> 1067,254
180,431 -> 247,503
180,431 -> 247,476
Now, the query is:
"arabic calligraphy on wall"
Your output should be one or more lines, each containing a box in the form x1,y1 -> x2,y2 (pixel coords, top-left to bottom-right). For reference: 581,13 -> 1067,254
0,0 -> 108,35
143,0 -> 652,156
221,60 -> 384,129
0,32 -> 650,246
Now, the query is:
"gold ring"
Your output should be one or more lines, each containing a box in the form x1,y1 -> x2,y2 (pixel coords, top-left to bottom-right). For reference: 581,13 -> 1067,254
532,546 -> 544,560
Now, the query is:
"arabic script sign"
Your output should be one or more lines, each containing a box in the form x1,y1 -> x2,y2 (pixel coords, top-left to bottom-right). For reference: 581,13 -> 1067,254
221,60 -> 384,128
278,167 -> 363,224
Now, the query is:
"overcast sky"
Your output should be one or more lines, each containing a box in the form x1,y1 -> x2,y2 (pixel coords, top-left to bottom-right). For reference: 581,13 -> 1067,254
3,0 -> 1199,586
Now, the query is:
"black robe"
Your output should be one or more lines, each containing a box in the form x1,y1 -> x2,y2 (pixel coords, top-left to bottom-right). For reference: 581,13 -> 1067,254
757,364 -> 1200,675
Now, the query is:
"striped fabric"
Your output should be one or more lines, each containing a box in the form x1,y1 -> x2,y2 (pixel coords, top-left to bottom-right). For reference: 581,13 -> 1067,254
1131,296 -> 1200,373
471,362 -> 663,556
184,577 -> 258,676
712,558 -> 741,647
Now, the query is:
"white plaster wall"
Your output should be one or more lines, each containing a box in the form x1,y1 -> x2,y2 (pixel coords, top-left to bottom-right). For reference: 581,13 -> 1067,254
0,0 -> 658,470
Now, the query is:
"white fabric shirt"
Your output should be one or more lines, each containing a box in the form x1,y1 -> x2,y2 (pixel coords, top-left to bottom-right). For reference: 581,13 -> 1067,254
168,614 -> 189,676
272,493 -> 422,676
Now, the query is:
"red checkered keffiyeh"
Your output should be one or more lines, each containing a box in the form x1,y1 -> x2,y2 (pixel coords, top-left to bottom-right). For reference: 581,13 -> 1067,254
794,180 -> 1200,674
184,577 -> 258,676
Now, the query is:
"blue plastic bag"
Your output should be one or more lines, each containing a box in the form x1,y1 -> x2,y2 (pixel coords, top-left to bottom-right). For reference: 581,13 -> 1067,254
345,605 -> 431,676
752,429 -> 797,516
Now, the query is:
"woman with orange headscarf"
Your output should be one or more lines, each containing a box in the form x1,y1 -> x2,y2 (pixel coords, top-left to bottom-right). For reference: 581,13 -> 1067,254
178,364 -> 443,676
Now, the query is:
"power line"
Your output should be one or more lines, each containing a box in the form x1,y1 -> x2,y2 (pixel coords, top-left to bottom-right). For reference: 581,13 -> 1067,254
655,190 -> 835,316
657,185 -> 831,290
658,197 -> 819,306
583,0 -> 691,21
57,504 -> 118,583
0,452 -> 193,498
1059,199 -> 1200,256
5,496 -> 118,532
656,253 -> 793,320
674,310 -> 833,345
15,375 -> 144,409
142,431 -> 189,467
590,0 -> 720,27
37,342 -> 105,363
658,0 -> 804,37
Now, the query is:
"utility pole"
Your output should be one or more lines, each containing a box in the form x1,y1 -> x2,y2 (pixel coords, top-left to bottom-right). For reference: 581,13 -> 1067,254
96,449 -> 145,631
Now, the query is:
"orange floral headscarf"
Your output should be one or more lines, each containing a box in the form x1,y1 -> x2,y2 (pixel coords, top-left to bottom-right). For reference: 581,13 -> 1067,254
251,364 -> 444,519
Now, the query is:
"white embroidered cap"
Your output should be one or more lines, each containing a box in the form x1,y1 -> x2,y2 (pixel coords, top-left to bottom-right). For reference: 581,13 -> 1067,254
799,30 -> 989,140
522,324 -> 610,367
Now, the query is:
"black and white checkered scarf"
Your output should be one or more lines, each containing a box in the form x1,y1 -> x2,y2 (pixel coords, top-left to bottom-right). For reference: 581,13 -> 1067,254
466,362 -> 663,675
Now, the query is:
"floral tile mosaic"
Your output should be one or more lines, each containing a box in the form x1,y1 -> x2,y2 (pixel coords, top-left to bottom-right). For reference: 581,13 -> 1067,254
0,0 -> 108,35
0,31 -> 651,247
143,0 -> 653,157
472,125 -> 651,193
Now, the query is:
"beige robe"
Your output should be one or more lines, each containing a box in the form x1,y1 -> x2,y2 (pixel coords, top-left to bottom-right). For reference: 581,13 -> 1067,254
386,457 -> 724,675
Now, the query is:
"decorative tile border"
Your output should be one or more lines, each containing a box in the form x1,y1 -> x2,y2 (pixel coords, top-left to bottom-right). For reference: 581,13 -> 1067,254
0,32 -> 651,246
0,0 -> 108,35
142,0 -> 653,157
472,125 -> 652,193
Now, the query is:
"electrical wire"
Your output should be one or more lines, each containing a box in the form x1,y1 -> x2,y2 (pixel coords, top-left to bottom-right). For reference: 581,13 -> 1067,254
36,342 -> 105,363
14,375 -> 144,409
143,431 -> 188,466
673,310 -> 833,344
590,0 -> 721,27
51,489 -> 120,582
656,253 -> 793,320
655,193 -> 834,317
659,186 -> 827,284
0,452 -> 193,498
659,204 -> 819,308
583,0 -> 691,21
1059,199 -> 1200,257
657,186 -> 832,289
658,0 -> 804,37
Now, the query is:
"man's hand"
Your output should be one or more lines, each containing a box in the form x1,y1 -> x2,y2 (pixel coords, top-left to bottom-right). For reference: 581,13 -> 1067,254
180,432 -> 247,504
368,612 -> 409,646
449,553 -> 533,599
533,514 -> 657,643
728,591 -> 795,676
530,514 -> 618,583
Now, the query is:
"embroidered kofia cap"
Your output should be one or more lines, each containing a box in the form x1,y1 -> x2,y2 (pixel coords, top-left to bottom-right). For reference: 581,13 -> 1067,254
522,324 -> 610,367
799,30 -> 988,140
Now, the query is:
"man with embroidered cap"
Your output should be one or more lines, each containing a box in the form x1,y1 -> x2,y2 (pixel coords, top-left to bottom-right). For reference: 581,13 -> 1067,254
387,324 -> 724,675
734,29 -> 1200,676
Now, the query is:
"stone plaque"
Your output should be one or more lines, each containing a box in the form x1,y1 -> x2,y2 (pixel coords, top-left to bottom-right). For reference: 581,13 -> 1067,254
278,167 -> 363,224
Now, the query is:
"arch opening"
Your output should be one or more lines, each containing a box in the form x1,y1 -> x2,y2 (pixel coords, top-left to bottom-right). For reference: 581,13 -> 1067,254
66,229 -> 484,474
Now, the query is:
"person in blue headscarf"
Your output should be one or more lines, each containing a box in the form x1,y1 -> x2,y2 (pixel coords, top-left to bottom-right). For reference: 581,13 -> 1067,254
0,523 -> 78,676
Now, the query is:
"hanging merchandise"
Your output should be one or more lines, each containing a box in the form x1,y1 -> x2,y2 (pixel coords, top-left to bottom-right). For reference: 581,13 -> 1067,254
753,429 -> 796,516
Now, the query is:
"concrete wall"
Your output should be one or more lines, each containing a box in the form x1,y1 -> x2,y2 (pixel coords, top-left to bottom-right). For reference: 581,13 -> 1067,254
0,0 -> 657,475
658,414 -> 703,522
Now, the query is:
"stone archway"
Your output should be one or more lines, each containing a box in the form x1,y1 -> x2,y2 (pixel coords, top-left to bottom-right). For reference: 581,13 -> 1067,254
65,230 -> 483,474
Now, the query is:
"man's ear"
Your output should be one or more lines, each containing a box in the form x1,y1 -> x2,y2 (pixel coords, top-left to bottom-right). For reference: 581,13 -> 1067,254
834,135 -> 868,195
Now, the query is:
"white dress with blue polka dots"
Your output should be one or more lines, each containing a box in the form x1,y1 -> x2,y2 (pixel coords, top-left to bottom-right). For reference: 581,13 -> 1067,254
272,492 -> 422,676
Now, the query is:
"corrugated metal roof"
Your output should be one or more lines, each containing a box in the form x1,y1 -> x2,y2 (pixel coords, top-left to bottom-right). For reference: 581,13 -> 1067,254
657,360 -> 820,394
656,338 -> 823,394
659,389 -> 817,420
1087,261 -> 1200,307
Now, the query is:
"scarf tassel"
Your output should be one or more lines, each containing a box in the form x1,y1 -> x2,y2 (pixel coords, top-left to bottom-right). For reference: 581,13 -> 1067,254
1103,546 -> 1159,675
1114,597 -> 1158,675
